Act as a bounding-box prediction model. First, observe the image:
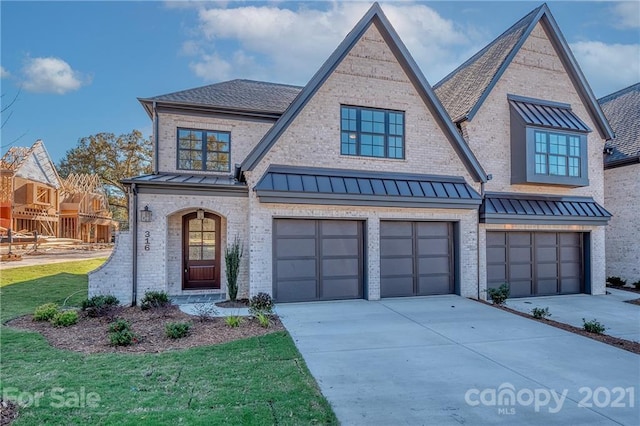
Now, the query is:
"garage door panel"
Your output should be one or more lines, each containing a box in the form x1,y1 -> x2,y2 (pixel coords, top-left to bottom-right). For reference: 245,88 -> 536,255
487,232 -> 506,245
509,280 -> 533,297
561,262 -> 581,277
535,233 -> 557,245
322,220 -> 359,236
560,247 -> 580,262
487,247 -> 506,263
322,238 -> 359,256
537,279 -> 559,295
537,263 -> 558,279
277,239 -> 316,257
418,275 -> 451,295
416,222 -> 449,237
417,238 -> 449,256
380,238 -> 413,256
276,280 -> 317,302
381,277 -> 413,297
510,264 -> 533,280
509,232 -> 532,245
321,278 -> 361,299
276,259 -> 316,280
276,220 -> 316,236
381,257 -> 413,275
417,256 -> 450,275
561,278 -> 581,293
560,233 -> 580,245
487,264 -> 506,282
322,258 -> 360,277
536,247 -> 557,262
509,247 -> 532,261
380,221 -> 412,237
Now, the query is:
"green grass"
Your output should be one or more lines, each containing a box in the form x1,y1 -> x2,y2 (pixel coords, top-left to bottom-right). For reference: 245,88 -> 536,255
0,260 -> 337,425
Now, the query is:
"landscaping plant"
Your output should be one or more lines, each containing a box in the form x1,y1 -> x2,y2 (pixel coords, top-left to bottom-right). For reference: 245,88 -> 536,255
225,236 -> 244,301
487,283 -> 510,305
606,276 -> 626,287
256,312 -> 271,328
582,318 -> 606,334
33,303 -> 59,322
50,310 -> 78,327
108,318 -> 138,346
140,291 -> 170,310
225,315 -> 242,328
192,303 -> 219,322
249,292 -> 274,316
633,280 -> 640,290
165,321 -> 192,339
82,294 -> 119,317
531,307 -> 551,319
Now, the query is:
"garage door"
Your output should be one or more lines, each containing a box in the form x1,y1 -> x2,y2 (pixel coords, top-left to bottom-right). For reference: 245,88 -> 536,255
487,232 -> 583,297
273,219 -> 364,302
380,221 -> 454,297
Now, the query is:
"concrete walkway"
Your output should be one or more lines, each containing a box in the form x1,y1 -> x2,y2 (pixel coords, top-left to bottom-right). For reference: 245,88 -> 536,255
505,289 -> 640,342
277,297 -> 639,426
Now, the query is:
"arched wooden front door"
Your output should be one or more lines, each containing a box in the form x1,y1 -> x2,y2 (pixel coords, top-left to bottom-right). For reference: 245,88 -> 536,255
182,212 -> 221,289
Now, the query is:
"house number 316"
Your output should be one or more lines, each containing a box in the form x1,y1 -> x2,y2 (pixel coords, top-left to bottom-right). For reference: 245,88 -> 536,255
144,231 -> 151,251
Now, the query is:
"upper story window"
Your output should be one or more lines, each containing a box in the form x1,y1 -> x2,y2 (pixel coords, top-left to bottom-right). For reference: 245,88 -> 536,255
340,106 -> 404,159
178,128 -> 230,172
509,95 -> 590,187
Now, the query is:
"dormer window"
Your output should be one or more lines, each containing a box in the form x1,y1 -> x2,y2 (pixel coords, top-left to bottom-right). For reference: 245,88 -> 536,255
340,106 -> 404,159
509,95 -> 590,187
177,128 -> 230,172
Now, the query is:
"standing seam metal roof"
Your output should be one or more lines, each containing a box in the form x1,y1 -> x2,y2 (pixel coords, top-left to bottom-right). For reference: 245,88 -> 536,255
509,98 -> 590,132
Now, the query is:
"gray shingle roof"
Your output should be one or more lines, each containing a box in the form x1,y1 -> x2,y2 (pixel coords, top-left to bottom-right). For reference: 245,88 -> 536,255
141,79 -> 302,114
599,83 -> 640,166
434,6 -> 541,122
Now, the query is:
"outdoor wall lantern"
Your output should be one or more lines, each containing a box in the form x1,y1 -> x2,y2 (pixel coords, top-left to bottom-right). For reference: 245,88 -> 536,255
196,208 -> 205,220
140,205 -> 153,222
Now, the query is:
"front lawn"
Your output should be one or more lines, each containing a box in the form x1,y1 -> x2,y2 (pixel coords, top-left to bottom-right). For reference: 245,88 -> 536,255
0,261 -> 337,425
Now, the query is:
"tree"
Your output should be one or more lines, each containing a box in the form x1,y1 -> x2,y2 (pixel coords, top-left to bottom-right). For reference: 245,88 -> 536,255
58,130 -> 152,221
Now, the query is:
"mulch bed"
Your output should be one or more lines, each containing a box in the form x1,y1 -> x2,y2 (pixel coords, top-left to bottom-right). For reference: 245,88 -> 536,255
215,299 -> 250,308
0,399 -> 18,426
478,300 -> 640,355
6,306 -> 283,355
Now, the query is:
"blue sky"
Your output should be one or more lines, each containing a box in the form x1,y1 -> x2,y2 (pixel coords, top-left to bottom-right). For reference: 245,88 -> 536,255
1,1 -> 639,163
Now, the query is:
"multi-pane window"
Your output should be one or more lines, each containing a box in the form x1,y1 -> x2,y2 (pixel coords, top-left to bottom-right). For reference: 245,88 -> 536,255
341,106 -> 404,159
534,131 -> 581,177
178,128 -> 230,172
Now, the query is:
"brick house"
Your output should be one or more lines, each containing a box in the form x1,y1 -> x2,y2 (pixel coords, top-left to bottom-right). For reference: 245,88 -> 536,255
599,83 -> 640,285
90,3 -> 613,304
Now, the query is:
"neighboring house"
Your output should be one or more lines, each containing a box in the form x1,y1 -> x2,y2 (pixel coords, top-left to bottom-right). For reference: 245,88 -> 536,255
90,3 -> 613,304
0,140 -> 62,237
433,4 -> 613,297
59,173 -> 115,243
599,83 -> 640,285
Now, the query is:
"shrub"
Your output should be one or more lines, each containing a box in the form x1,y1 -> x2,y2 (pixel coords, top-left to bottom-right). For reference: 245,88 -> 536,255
51,310 -> 78,327
531,307 -> 551,319
82,295 -> 119,317
140,291 -> 170,310
225,315 -> 242,328
249,292 -> 274,315
633,281 -> 640,290
108,319 -> 137,346
583,318 -> 606,334
33,303 -> 59,321
165,321 -> 192,339
192,303 -> 218,322
225,236 -> 244,301
255,312 -> 271,328
606,276 -> 626,287
487,283 -> 510,305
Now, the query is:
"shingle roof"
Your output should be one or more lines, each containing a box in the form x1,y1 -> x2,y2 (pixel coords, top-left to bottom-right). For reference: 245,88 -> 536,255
433,6 -> 541,122
599,83 -> 640,166
254,165 -> 481,208
140,79 -> 302,114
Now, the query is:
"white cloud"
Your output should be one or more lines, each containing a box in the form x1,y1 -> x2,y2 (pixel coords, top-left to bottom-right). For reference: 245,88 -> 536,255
0,66 -> 10,79
184,2 -> 482,85
611,2 -> 640,29
22,57 -> 90,94
571,41 -> 640,96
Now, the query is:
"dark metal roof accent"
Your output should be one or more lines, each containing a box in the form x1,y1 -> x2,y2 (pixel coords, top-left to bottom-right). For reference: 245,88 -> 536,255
509,95 -> 590,132
433,4 -> 613,141
480,192 -> 611,225
599,83 -> 640,168
122,173 -> 248,196
139,79 -> 302,118
254,165 -> 481,209
240,3 -> 486,183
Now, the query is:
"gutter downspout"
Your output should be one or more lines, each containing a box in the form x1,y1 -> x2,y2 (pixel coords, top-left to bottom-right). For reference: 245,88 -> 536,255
131,183 -> 138,306
153,101 -> 159,175
477,181 -> 485,300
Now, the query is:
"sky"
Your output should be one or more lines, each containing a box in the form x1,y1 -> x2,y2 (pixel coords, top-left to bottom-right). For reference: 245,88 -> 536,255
1,1 -> 639,163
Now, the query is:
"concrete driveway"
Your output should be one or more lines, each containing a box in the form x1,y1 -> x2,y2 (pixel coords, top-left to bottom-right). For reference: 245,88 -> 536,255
277,296 -> 639,425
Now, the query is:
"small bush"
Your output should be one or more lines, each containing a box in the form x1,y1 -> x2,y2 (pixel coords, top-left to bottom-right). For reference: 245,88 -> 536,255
487,283 -> 510,305
255,312 -> 271,328
225,315 -> 242,328
249,292 -> 274,315
606,276 -> 626,287
531,307 -> 551,319
192,303 -> 219,322
51,310 -> 78,327
82,295 -> 119,317
108,319 -> 137,346
583,318 -> 606,334
33,303 -> 59,321
165,321 -> 192,339
225,236 -> 244,301
633,281 -> 640,290
140,291 -> 170,310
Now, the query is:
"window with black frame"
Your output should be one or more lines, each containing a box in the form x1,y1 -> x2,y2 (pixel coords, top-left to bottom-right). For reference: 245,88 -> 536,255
340,106 -> 404,159
177,128 -> 230,172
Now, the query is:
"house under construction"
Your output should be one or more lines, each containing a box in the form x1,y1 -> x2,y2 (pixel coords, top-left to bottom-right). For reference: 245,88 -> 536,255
60,173 -> 114,243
